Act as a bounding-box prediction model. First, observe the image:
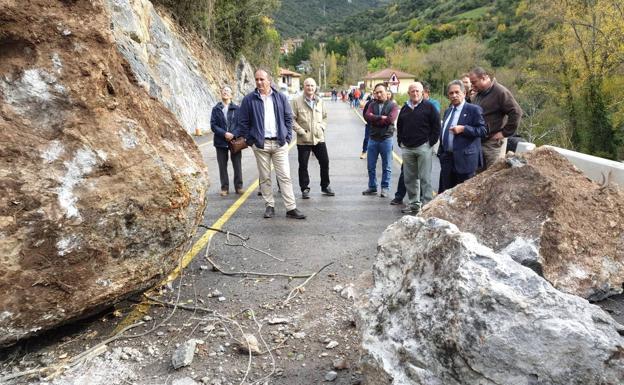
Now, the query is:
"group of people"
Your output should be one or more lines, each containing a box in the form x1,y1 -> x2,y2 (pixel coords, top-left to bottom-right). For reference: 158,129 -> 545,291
210,69 -> 334,220
361,67 -> 522,214
209,66 -> 522,220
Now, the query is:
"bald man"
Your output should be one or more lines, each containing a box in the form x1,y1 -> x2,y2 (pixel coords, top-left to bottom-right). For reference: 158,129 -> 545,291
291,77 -> 334,199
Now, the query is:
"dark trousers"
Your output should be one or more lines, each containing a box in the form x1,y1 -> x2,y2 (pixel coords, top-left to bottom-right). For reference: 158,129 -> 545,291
438,152 -> 473,194
394,164 -> 406,200
297,142 -> 330,191
362,124 -> 370,153
215,146 -> 242,191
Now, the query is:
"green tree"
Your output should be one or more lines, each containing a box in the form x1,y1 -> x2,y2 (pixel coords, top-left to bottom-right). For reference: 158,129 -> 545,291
344,42 -> 367,85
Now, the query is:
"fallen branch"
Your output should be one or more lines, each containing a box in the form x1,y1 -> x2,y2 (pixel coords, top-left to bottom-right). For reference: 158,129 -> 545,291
204,253 -> 313,279
283,262 -> 334,305
199,225 -> 285,262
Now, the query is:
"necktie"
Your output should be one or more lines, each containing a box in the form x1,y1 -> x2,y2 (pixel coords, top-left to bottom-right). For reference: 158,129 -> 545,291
443,107 -> 456,152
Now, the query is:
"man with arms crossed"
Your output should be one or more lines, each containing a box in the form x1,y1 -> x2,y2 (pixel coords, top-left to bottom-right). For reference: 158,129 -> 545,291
438,79 -> 488,193
238,69 -> 306,219
362,83 -> 399,197
291,78 -> 335,199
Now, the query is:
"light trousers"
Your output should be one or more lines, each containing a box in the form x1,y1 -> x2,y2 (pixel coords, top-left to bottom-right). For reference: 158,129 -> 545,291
252,140 -> 297,211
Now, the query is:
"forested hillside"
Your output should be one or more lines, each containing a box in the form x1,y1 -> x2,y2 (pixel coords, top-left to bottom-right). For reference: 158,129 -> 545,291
281,0 -> 624,160
273,0 -> 387,38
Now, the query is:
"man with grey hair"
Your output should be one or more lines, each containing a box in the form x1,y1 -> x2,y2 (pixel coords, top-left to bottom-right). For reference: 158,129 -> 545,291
210,85 -> 243,196
291,77 -> 334,199
238,69 -> 306,219
396,82 -> 440,214
469,67 -> 522,169
437,79 -> 487,193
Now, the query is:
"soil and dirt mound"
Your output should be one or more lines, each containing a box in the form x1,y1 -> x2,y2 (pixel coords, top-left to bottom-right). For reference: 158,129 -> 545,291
421,147 -> 624,301
0,0 -> 208,346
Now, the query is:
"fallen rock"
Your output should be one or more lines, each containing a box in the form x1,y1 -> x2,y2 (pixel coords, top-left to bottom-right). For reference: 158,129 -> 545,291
421,147 -> 624,301
172,377 -> 199,385
237,333 -> 261,355
325,370 -> 338,381
332,357 -> 348,370
358,216 -> 624,385
172,339 -> 198,369
0,1 -> 208,346
326,340 -> 339,349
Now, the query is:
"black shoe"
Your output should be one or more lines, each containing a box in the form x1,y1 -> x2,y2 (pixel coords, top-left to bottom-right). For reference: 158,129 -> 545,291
362,188 -> 377,196
321,186 -> 335,196
257,190 -> 262,196
302,188 -> 310,199
263,206 -> 275,218
401,206 -> 420,215
286,208 -> 306,219
390,198 -> 403,205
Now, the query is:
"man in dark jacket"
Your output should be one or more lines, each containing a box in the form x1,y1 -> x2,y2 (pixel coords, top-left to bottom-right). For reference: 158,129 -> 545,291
210,85 -> 243,196
438,80 -> 487,193
237,69 -> 305,219
396,82 -> 440,214
469,67 -> 522,169
362,83 -> 399,197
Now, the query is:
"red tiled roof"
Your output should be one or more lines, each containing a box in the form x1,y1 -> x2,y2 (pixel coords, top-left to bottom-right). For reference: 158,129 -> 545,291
364,68 -> 416,80
279,68 -> 302,77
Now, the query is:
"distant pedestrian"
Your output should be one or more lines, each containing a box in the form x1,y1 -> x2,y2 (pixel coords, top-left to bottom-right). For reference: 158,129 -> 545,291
210,85 -> 243,196
469,67 -> 522,169
396,82 -> 440,214
437,80 -> 487,193
237,69 -> 306,219
292,78 -> 335,199
331,87 -> 338,102
362,83 -> 399,197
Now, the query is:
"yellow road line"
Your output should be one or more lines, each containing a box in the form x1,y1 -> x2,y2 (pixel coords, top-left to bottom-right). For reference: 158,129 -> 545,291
352,107 -> 402,165
114,140 -> 296,333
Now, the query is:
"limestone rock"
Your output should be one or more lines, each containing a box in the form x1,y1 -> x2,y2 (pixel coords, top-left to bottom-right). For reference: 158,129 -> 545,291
358,216 -> 624,385
104,0 -> 254,134
172,340 -> 198,369
421,147 -> 624,301
0,0 -> 208,346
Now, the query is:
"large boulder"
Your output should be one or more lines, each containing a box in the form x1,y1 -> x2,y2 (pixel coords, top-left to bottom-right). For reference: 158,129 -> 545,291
0,0 -> 208,346
421,147 -> 624,301
358,216 -> 624,385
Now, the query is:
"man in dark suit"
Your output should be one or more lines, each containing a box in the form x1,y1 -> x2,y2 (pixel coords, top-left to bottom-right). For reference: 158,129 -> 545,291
437,80 -> 487,193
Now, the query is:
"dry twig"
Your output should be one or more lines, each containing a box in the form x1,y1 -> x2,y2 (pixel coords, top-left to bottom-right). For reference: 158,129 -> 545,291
283,262 -> 334,305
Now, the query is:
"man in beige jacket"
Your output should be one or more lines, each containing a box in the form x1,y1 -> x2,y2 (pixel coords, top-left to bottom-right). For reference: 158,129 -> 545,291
291,78 -> 335,199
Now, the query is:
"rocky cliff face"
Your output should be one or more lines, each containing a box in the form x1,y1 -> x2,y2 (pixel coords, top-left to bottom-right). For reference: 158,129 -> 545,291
104,0 -> 255,134
0,0 -> 212,346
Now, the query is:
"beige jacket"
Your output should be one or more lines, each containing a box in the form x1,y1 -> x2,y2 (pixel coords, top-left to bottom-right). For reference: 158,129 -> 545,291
291,95 -> 328,145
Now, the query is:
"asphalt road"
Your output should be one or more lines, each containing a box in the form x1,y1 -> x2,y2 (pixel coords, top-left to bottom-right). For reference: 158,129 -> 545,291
1,101 -> 444,385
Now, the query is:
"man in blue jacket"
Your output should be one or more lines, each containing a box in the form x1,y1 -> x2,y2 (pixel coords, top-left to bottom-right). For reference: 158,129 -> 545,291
210,85 -> 243,196
437,79 -> 487,193
237,69 -> 305,219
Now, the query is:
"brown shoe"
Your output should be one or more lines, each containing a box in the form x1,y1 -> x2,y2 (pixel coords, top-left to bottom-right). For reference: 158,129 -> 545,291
220,189 -> 228,196
235,188 -> 244,194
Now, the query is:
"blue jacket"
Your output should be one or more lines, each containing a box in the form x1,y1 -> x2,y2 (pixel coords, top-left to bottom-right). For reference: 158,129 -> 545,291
210,102 -> 239,148
237,87 -> 293,149
438,102 -> 487,174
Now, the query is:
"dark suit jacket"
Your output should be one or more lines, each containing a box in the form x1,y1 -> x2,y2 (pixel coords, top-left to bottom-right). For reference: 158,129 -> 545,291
438,102 -> 487,174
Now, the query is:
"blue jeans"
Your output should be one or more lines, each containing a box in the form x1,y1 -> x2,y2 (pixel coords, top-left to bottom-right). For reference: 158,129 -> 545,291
367,138 -> 393,189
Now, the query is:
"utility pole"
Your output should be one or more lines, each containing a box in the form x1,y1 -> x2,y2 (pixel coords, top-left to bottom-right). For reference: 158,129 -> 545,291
323,61 -> 327,90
